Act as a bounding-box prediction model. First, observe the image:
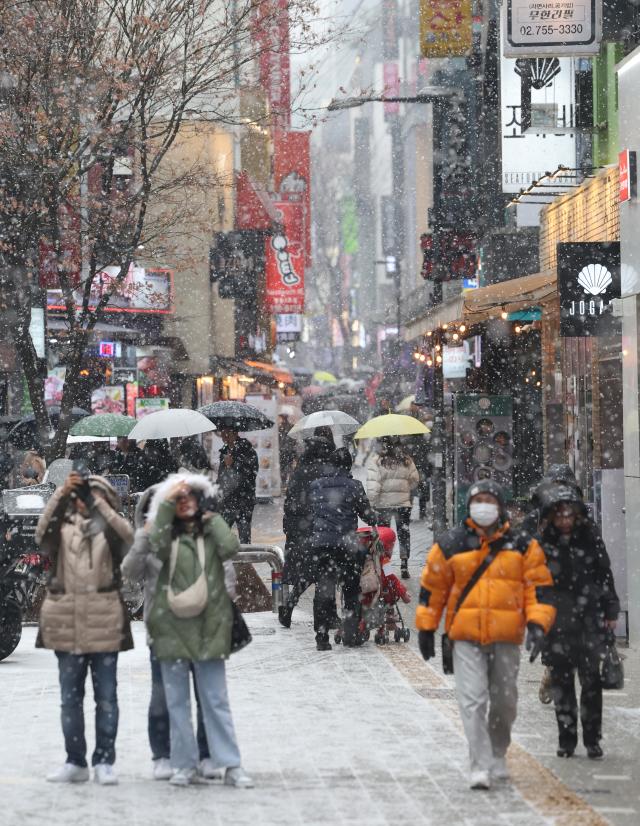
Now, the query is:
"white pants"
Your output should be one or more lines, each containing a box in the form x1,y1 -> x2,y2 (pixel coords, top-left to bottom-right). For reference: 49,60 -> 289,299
453,641 -> 520,774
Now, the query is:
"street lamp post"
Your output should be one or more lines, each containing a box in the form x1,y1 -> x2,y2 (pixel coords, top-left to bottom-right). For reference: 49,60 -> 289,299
328,88 -> 460,535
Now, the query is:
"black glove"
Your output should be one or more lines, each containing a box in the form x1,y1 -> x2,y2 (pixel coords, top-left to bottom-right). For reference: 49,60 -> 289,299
418,630 -> 435,661
525,622 -> 545,663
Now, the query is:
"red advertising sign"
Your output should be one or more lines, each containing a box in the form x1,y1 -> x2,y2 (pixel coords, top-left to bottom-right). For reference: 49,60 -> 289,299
619,149 -> 636,203
254,0 -> 291,129
383,64 -> 400,117
273,130 -> 311,264
265,202 -> 305,313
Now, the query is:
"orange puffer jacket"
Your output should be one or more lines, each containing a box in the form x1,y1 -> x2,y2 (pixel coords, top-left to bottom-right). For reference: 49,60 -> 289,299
416,520 -> 556,645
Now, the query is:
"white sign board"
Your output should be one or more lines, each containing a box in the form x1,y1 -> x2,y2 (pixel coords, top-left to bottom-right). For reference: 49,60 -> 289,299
500,50 -> 577,193
29,307 -> 46,358
503,0 -> 601,57
275,313 -> 303,333
443,346 -> 471,379
245,394 -> 281,499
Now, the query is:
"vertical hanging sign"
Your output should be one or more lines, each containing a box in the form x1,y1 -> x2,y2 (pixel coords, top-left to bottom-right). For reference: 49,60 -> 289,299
420,0 -> 473,58
265,202 -> 305,314
254,0 -> 291,129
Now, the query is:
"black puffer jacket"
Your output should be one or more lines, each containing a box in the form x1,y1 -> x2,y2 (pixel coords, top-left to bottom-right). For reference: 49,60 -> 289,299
540,518 -> 619,662
217,437 -> 259,510
282,438 -> 336,540
308,468 -> 377,551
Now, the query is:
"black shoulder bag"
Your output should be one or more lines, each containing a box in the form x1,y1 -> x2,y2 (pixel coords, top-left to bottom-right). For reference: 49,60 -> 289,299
441,542 -> 503,675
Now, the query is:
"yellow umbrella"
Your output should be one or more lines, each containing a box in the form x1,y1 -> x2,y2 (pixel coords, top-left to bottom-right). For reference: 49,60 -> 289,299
396,394 -> 415,412
312,370 -> 338,384
353,413 -> 430,439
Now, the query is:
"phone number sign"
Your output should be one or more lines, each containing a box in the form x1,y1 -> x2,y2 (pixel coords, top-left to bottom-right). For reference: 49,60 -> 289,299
503,0 -> 601,56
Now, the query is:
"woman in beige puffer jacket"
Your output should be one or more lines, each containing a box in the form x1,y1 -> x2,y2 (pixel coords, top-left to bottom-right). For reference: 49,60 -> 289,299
35,471 -> 133,786
366,437 -> 419,578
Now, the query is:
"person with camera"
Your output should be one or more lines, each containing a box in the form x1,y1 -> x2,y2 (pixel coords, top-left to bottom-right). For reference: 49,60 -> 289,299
415,480 -> 556,790
143,473 -> 252,788
35,469 -> 134,785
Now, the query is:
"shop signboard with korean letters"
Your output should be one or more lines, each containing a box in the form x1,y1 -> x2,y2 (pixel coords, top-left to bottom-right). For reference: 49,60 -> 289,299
500,48 -> 577,193
503,0 -> 601,57
558,242 -> 621,336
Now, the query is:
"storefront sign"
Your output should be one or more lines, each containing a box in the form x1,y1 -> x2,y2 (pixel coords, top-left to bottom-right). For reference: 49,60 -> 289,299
500,49 -> 577,193
420,0 -> 473,57
135,397 -> 169,419
47,265 -> 174,314
265,203 -> 305,314
503,0 -> 601,57
253,0 -> 291,129
558,242 -> 621,336
273,131 -> 311,264
276,313 -> 302,342
245,394 -> 281,499
92,385 -> 125,414
443,346 -> 471,378
98,341 -> 115,358
619,149 -> 637,203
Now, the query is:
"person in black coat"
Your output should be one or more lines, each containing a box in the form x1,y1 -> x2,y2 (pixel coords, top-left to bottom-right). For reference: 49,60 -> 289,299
279,432 -> 337,627
308,448 -> 378,650
521,464 -> 583,537
538,485 -> 620,760
216,428 -> 259,544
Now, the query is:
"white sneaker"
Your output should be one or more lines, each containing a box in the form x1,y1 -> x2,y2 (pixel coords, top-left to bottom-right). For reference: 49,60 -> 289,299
153,758 -> 173,781
198,758 -> 222,780
94,764 -> 118,785
169,768 -> 197,787
224,766 -> 254,788
470,770 -> 491,790
491,757 -> 509,781
46,762 -> 90,783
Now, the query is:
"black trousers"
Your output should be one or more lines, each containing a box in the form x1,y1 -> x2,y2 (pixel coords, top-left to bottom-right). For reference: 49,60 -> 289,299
549,653 -> 602,749
222,506 -> 253,544
377,508 -> 411,559
313,546 -> 362,639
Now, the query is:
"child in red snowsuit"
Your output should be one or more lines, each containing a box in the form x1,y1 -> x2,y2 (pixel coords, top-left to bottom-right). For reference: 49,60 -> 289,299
377,527 -> 411,605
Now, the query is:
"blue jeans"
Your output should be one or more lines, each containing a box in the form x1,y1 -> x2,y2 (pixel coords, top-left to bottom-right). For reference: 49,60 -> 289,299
159,658 -> 241,771
55,651 -> 119,768
148,649 -> 209,761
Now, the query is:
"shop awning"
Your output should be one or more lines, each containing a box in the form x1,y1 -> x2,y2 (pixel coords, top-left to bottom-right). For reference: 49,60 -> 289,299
235,172 -> 280,231
244,359 -> 294,385
463,271 -> 557,325
404,294 -> 465,341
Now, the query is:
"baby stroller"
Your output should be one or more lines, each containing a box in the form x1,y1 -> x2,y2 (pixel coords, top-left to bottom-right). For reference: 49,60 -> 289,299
334,526 -> 411,646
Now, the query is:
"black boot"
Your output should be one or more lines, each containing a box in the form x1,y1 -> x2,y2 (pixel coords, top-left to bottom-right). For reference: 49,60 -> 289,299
401,560 -> 410,579
278,605 -> 292,628
586,744 -> 603,760
315,632 -> 332,651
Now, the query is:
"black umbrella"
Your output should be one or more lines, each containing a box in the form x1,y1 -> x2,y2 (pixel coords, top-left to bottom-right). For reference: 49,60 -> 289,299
8,406 -> 90,449
198,401 -> 273,432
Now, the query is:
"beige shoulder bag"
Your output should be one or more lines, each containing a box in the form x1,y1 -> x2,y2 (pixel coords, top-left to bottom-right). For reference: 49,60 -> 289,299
167,535 -> 208,619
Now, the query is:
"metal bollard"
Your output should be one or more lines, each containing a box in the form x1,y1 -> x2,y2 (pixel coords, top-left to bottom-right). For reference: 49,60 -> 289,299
236,544 -> 288,613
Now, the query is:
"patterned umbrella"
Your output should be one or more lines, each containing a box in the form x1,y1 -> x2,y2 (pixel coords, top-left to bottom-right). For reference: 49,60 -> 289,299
198,401 -> 273,432
70,413 -> 136,438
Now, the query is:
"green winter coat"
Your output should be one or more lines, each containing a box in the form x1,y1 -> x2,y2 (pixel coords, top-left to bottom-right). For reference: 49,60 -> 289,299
147,501 -> 240,661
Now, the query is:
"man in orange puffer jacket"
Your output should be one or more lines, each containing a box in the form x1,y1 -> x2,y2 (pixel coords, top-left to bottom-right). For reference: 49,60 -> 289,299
416,480 -> 556,791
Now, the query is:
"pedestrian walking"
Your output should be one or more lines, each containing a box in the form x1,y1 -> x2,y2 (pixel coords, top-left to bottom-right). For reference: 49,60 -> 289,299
35,470 -> 134,785
144,473 -> 252,787
366,436 -> 419,579
279,429 -> 337,628
308,448 -> 378,650
416,480 -> 556,790
217,428 -> 258,544
134,439 -> 179,492
406,402 -> 432,521
537,485 -> 620,760
121,480 -> 237,781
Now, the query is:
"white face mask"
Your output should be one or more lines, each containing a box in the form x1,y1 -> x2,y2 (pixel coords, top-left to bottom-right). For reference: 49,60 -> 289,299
469,502 -> 500,527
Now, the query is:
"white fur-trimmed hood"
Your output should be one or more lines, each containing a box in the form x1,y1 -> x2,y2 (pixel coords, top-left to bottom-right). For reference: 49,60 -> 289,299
145,473 -> 221,525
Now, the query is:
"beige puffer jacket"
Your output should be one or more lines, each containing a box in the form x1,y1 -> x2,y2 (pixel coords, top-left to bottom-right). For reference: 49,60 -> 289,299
366,454 -> 420,509
35,476 -> 134,654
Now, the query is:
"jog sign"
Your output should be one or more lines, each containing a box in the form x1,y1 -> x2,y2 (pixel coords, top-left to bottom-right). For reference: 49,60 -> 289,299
558,242 -> 621,337
503,0 -> 601,57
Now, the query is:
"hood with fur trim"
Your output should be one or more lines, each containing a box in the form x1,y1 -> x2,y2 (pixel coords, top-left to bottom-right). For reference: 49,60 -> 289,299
146,473 -> 221,525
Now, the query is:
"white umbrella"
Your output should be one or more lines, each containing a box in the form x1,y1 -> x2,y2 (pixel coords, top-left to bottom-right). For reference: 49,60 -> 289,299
288,409 -> 360,442
128,409 -> 215,441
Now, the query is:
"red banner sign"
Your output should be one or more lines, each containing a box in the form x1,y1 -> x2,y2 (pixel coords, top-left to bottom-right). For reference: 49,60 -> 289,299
619,149 -> 636,203
273,130 -> 311,264
265,202 -> 305,313
254,0 -> 291,129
